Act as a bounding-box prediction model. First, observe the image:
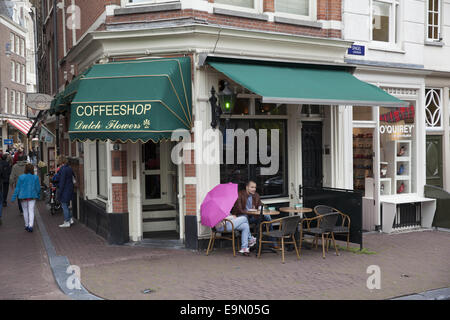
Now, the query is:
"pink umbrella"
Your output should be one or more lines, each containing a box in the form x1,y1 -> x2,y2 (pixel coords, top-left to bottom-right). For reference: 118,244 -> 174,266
200,183 -> 238,227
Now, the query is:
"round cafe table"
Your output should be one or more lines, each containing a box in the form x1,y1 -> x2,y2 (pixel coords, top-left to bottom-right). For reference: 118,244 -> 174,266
279,207 -> 313,218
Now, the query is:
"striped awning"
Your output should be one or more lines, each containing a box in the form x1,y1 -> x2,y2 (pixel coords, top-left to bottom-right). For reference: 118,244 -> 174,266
7,119 -> 33,135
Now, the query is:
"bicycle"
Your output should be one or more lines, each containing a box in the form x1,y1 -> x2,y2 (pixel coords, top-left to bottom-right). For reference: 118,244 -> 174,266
45,171 -> 61,215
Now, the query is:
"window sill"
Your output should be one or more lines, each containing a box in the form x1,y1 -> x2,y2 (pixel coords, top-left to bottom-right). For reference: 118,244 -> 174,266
213,7 -> 269,22
274,16 -> 322,29
424,41 -> 445,47
368,44 -> 405,54
115,1 -> 181,16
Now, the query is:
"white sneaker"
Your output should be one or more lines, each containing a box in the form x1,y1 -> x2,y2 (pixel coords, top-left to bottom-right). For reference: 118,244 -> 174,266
249,238 -> 256,247
238,248 -> 250,255
59,221 -> 71,228
70,218 -> 74,225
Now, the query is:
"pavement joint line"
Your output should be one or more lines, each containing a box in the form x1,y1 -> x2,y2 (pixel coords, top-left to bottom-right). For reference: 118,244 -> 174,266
35,205 -> 103,300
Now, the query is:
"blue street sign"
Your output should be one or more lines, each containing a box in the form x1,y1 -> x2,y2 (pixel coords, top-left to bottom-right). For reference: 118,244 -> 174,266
4,139 -> 13,145
348,44 -> 365,56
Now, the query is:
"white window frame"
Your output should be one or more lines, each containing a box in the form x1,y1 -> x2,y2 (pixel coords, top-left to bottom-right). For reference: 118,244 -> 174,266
14,34 -> 19,54
214,0 -> 261,14
10,33 -> 15,53
370,0 -> 399,46
11,90 -> 15,114
21,64 -> 25,85
425,88 -> 443,131
16,64 -> 20,84
16,92 -> 20,115
4,89 -> 8,114
11,61 -> 15,82
97,141 -> 108,199
274,0 -> 317,21
426,0 -> 441,42
122,0 -> 175,7
22,93 -> 26,115
21,38 -> 25,57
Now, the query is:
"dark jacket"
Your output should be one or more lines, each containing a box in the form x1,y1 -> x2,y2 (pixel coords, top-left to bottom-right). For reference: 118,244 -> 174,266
232,189 -> 262,216
0,159 -> 11,184
53,164 -> 74,203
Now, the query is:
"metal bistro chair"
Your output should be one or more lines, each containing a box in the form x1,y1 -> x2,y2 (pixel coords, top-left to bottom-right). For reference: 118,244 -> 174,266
314,205 -> 351,249
258,215 -> 301,263
206,218 -> 241,257
299,212 -> 340,259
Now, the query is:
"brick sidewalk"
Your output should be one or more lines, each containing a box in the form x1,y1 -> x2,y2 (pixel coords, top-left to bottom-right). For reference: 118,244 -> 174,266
0,201 -> 68,300
35,200 -> 450,300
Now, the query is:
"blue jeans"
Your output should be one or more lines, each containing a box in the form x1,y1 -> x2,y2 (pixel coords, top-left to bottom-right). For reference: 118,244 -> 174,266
216,216 -> 251,249
61,202 -> 72,222
248,214 -> 277,245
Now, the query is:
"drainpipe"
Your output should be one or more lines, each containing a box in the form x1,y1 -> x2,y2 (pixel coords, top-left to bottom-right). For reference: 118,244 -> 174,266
53,0 -> 60,156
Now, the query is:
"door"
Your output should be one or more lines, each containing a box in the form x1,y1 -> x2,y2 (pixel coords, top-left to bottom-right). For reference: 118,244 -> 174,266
426,135 -> 443,188
302,122 -> 323,188
142,141 -> 169,205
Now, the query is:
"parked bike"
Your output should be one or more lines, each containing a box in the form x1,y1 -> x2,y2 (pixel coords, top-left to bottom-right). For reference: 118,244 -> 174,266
45,171 -> 61,215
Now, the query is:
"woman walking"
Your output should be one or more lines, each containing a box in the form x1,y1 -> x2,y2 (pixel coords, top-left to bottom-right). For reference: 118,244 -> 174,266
52,155 -> 74,228
11,163 -> 41,232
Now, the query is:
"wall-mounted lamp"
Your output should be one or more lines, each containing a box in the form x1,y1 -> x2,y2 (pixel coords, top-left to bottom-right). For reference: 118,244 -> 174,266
209,80 -> 236,129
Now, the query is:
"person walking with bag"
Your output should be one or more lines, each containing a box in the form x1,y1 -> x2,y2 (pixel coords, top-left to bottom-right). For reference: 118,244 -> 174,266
52,155 -> 74,228
9,154 -> 28,215
11,163 -> 41,232
0,154 -> 12,207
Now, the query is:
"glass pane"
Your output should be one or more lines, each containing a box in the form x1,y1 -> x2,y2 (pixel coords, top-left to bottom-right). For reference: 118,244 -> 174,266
353,106 -> 373,121
372,1 -> 390,42
144,142 -> 160,170
276,0 -> 309,16
379,103 -> 416,195
255,101 -> 287,115
145,175 -> 161,199
98,142 -> 107,197
353,128 -> 374,192
220,119 -> 287,197
233,98 -> 250,115
215,0 -> 254,9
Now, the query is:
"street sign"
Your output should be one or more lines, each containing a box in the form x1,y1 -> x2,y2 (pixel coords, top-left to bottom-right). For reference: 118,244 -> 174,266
4,139 -> 13,145
348,44 -> 365,56
26,93 -> 53,111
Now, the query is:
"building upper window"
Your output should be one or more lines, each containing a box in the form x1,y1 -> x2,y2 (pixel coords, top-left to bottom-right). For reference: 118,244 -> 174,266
427,0 -> 441,41
276,0 -> 309,16
371,0 -> 398,44
11,90 -> 15,114
215,0 -> 255,9
11,61 -> 15,82
4,89 -> 8,114
10,33 -> 15,53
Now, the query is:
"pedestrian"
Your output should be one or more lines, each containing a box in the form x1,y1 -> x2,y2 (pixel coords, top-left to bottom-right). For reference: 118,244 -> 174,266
13,148 -> 23,165
0,154 -> 12,207
9,154 -> 29,215
52,155 -> 74,228
213,214 -> 256,255
11,163 -> 41,232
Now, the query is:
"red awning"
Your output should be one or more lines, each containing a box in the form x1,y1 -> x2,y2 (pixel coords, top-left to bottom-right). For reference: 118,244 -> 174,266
7,119 -> 33,135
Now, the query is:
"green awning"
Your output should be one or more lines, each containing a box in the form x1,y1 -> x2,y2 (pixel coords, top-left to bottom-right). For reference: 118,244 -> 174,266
208,60 -> 406,107
49,92 -> 65,115
69,57 -> 192,143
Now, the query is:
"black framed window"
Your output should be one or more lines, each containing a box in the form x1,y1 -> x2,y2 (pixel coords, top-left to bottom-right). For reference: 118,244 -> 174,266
219,118 -> 288,198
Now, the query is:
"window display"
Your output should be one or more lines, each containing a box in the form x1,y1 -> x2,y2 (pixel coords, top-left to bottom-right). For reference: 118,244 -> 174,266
353,128 -> 374,192
379,103 -> 416,195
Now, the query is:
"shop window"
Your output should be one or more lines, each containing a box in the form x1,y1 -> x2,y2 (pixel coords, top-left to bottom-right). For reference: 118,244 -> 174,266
427,0 -> 441,41
301,104 -> 323,117
353,128 -> 374,192
371,0 -> 398,44
379,103 -> 416,195
425,88 -> 442,129
96,141 -> 108,199
353,106 -> 373,121
220,119 -> 288,198
255,101 -> 287,115
233,98 -> 250,115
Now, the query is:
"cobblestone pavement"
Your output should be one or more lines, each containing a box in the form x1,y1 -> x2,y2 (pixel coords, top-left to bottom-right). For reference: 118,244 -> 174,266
0,201 -> 68,300
35,201 -> 450,300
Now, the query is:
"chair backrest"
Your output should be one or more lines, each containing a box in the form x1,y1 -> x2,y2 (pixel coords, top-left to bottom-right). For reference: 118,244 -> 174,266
280,215 -> 301,235
319,213 -> 339,232
314,205 -> 336,216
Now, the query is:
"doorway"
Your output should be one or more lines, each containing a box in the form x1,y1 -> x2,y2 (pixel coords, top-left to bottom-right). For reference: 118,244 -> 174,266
141,141 -> 179,239
426,135 -> 443,188
302,121 -> 323,188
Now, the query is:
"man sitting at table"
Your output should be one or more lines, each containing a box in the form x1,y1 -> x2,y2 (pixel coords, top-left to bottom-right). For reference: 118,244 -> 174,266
233,180 -> 278,249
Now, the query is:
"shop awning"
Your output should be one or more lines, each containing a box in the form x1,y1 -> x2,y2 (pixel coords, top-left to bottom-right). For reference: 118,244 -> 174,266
69,57 -> 192,142
208,60 -> 406,107
7,119 -> 33,135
